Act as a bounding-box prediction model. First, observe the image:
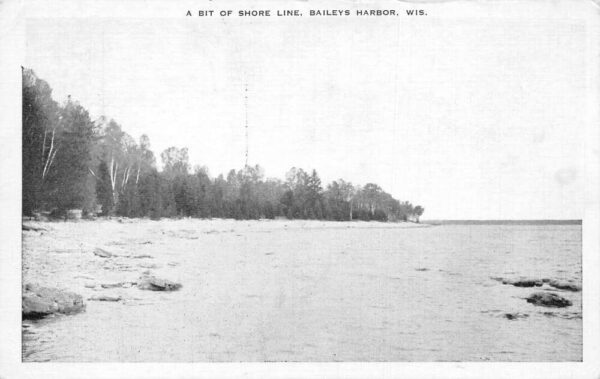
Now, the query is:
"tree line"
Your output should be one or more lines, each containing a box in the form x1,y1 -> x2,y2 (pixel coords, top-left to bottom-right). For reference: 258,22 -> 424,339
22,68 -> 425,222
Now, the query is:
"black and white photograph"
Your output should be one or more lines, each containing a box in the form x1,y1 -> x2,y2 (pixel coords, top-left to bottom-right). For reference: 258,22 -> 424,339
1,0 -> 599,377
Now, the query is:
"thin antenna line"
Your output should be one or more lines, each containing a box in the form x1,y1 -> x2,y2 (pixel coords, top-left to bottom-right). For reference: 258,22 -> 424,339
244,82 -> 249,167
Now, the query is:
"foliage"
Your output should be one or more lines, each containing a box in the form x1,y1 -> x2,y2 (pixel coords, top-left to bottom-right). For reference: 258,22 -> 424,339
22,68 -> 425,222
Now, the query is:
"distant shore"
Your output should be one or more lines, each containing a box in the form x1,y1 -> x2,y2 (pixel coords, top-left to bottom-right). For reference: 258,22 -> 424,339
424,220 -> 582,226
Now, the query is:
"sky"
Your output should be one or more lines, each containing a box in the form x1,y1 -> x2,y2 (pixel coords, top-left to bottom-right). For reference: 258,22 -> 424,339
24,14 -> 588,220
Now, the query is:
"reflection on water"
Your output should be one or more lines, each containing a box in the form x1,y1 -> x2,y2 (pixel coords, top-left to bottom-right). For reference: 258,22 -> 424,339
22,222 -> 581,361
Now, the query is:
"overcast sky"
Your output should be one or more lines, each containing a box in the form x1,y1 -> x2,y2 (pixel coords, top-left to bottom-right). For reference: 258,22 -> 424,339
25,15 -> 588,220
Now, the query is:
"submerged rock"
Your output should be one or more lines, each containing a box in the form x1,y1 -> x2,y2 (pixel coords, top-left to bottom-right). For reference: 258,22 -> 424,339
22,224 -> 47,232
547,280 -> 581,292
93,248 -> 114,258
132,254 -> 153,259
89,295 -> 122,302
100,282 -> 126,289
138,263 -> 159,269
137,276 -> 182,291
526,292 -> 572,308
542,311 -> 582,320
501,278 -> 543,287
22,284 -> 85,319
504,312 -> 529,320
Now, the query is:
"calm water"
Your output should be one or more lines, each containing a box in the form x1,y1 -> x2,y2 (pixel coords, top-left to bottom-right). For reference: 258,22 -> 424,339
22,223 -> 582,361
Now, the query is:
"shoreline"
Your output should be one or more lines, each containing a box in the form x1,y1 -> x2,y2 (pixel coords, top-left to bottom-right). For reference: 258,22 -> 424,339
22,217 -> 433,232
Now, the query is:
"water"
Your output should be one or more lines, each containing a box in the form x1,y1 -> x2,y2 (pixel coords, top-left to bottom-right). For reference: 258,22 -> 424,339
22,221 -> 582,361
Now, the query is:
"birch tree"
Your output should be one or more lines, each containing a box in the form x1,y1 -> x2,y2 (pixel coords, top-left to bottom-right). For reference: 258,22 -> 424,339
22,68 -> 60,214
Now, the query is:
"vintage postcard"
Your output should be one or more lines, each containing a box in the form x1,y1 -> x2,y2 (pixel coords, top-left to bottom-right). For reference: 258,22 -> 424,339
0,0 -> 599,377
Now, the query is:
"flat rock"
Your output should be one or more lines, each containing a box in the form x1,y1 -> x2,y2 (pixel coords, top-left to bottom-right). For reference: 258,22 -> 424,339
100,282 -> 126,289
526,292 -> 572,308
138,263 -> 159,269
547,279 -> 581,292
22,224 -> 47,232
137,276 -> 182,291
501,278 -> 543,287
504,312 -> 529,320
93,248 -> 114,258
89,295 -> 122,302
22,284 -> 85,319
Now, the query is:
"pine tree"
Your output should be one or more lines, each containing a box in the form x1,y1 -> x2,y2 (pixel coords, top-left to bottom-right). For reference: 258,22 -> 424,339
96,161 -> 114,215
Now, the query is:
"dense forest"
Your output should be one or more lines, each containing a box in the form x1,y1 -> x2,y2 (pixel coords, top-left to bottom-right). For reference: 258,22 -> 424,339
22,68 -> 425,222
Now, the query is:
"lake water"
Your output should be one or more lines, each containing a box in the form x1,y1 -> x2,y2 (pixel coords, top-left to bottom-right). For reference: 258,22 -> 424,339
22,221 -> 582,361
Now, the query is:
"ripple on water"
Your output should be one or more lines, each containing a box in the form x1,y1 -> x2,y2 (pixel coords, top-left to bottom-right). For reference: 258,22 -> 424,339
21,223 -> 582,361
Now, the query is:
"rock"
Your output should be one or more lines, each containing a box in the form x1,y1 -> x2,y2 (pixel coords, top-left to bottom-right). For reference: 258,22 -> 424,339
526,292 -> 572,308
89,295 -> 121,302
84,283 -> 96,289
22,284 -> 85,319
22,224 -> 47,232
542,311 -> 582,320
101,283 -> 126,289
138,263 -> 159,269
504,312 -> 529,320
93,248 -> 113,258
501,278 -> 543,287
547,279 -> 581,292
132,254 -> 153,259
137,276 -> 182,291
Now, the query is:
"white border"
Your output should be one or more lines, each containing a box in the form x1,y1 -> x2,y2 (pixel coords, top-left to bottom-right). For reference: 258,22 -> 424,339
1,0 -> 599,377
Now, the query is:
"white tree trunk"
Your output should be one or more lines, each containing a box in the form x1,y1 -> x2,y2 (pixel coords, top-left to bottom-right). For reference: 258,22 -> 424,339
41,128 -> 56,180
109,157 -> 119,204
349,201 -> 353,221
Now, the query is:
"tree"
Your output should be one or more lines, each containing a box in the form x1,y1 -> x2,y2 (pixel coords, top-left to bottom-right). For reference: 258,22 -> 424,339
22,68 -> 60,215
161,147 -> 190,177
96,160 -> 114,215
306,169 -> 323,218
138,169 -> 163,219
96,118 -> 130,211
413,205 -> 425,223
338,179 -> 356,221
22,69 -> 426,222
361,183 -> 383,216
45,98 -> 97,212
